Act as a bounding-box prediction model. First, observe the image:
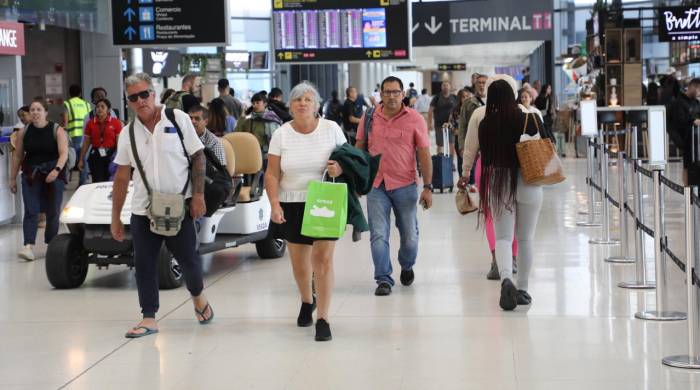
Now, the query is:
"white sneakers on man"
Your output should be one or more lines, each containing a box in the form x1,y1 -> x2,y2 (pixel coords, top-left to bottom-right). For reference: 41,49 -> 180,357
18,245 -> 35,261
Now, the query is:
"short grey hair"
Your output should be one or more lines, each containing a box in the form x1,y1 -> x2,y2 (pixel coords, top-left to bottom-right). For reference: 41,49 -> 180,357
289,82 -> 321,114
124,72 -> 154,90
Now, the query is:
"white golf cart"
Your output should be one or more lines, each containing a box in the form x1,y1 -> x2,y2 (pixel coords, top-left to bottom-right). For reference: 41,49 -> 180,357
45,132 -> 286,289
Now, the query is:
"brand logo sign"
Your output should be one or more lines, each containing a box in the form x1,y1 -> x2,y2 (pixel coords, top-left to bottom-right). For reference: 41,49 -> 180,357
0,21 -> 25,56
659,6 -> 700,42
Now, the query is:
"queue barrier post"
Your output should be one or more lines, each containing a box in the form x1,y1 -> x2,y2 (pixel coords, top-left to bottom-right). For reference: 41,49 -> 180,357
635,169 -> 686,321
606,149 -> 635,263
619,126 -> 656,290
590,136 -> 619,245
663,187 -> 700,368
578,137 -> 603,226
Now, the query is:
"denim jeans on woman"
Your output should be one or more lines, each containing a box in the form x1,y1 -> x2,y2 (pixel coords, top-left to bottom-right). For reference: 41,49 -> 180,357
367,182 -> 419,286
22,173 -> 65,245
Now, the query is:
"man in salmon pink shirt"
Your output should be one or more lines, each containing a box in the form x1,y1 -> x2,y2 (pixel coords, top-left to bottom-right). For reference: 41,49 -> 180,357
356,76 -> 433,297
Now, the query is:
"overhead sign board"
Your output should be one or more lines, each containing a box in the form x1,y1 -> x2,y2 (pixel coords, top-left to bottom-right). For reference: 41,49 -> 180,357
438,63 -> 467,71
412,0 -> 553,46
111,0 -> 228,47
658,6 -> 700,42
142,49 -> 181,77
0,21 -> 25,56
272,0 -> 411,64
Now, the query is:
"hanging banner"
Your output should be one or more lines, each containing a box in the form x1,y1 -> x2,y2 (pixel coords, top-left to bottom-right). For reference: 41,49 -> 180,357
412,0 -> 553,46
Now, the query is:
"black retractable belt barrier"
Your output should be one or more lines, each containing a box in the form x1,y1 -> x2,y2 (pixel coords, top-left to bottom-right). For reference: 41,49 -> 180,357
635,168 -> 687,322
663,186 -> 700,369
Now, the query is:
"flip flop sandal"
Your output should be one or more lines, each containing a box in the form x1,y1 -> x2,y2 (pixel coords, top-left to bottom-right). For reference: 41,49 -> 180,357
195,303 -> 214,325
125,326 -> 159,339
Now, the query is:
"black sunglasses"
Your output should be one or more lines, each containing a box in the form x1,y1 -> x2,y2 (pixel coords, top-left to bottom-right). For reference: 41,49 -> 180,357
127,90 -> 151,103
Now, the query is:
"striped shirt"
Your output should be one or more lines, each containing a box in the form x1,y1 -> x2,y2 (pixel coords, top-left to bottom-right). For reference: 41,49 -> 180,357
268,119 -> 346,202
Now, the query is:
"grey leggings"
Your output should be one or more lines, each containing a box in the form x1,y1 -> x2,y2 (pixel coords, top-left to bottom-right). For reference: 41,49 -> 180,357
492,175 -> 543,291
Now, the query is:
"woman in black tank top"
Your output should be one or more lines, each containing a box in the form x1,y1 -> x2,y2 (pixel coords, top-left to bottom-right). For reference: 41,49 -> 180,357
8,99 -> 69,261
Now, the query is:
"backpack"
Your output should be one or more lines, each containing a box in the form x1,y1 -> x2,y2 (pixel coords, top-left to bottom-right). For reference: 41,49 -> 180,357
163,109 -> 232,216
164,91 -> 187,110
24,123 -> 76,170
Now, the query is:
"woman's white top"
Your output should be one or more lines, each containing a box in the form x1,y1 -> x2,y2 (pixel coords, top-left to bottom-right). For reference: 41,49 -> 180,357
268,118 -> 347,202
461,104 -> 543,175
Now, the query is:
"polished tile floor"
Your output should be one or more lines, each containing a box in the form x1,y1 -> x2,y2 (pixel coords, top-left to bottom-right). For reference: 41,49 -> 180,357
1,158 -> 700,390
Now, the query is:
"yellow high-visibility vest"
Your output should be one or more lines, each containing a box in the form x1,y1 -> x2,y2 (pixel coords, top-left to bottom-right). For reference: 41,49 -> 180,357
64,97 -> 90,138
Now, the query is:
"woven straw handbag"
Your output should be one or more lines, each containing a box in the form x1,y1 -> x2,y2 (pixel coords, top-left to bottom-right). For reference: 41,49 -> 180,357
516,113 -> 566,185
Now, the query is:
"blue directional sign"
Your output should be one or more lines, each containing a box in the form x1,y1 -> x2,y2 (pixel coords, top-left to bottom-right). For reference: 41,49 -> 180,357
111,0 -> 227,47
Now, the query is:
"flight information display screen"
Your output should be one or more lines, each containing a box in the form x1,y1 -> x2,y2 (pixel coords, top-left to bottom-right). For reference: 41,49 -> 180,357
272,0 -> 410,63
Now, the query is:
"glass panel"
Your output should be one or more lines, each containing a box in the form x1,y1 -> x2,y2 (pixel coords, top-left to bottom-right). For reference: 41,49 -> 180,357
229,72 -> 272,103
229,1 -> 271,18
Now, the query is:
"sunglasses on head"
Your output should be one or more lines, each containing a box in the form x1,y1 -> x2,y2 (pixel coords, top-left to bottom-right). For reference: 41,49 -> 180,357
127,90 -> 151,103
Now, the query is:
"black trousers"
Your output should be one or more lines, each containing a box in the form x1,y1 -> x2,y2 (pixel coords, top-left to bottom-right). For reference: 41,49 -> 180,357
131,214 -> 203,318
87,148 -> 114,183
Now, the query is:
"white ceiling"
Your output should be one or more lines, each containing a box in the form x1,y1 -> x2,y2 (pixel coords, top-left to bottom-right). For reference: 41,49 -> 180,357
410,41 -> 544,69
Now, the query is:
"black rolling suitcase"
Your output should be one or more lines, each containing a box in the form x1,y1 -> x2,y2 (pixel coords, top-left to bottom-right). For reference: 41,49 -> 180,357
431,126 -> 454,193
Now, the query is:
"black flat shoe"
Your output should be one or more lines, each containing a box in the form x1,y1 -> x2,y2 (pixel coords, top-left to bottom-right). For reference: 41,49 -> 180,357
297,297 -> 316,327
374,282 -> 392,296
499,278 -> 518,311
400,269 -> 415,286
517,290 -> 532,305
315,319 -> 332,341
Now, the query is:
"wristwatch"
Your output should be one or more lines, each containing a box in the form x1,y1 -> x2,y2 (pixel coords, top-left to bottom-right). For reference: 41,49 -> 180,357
423,184 -> 434,191
54,166 -> 62,172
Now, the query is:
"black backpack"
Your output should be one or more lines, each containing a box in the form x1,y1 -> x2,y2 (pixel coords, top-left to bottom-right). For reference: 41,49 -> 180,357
164,109 -> 232,216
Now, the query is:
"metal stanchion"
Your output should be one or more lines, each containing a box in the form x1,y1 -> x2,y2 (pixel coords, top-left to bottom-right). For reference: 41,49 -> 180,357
663,187 -> 700,368
590,135 -> 619,244
578,137 -> 602,226
606,150 -> 634,263
619,126 -> 656,289
635,169 -> 686,321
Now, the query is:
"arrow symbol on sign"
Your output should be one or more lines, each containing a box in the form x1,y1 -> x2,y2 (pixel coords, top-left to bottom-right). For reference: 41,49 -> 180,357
412,23 -> 419,34
124,26 -> 136,41
366,50 -> 372,57
424,16 -> 442,34
123,7 -> 136,22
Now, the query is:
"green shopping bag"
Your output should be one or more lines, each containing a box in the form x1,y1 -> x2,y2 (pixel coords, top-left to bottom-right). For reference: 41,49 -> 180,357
301,176 -> 348,239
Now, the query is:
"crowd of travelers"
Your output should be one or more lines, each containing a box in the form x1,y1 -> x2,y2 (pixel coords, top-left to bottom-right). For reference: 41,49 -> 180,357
8,71 -> 557,342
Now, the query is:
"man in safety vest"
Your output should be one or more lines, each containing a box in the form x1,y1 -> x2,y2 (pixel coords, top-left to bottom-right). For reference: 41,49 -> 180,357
63,84 -> 91,185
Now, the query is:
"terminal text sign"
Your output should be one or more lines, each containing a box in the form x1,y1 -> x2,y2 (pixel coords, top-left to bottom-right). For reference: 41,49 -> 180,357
111,0 -> 227,47
412,0 -> 553,46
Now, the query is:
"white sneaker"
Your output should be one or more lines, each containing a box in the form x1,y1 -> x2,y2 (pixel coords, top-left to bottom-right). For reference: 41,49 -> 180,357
18,245 -> 35,261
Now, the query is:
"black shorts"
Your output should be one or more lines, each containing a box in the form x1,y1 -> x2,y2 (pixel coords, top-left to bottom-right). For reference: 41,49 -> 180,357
267,202 -> 338,246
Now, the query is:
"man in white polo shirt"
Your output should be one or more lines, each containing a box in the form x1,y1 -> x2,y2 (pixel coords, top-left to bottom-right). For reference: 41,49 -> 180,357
111,72 -> 214,338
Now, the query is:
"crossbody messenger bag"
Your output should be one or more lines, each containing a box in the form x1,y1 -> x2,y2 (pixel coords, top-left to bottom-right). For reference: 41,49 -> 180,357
129,108 -> 191,236
363,106 -> 375,152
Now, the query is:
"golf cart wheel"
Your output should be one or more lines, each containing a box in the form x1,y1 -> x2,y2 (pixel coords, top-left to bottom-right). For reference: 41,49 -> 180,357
255,236 -> 286,259
46,233 -> 88,289
158,245 -> 183,289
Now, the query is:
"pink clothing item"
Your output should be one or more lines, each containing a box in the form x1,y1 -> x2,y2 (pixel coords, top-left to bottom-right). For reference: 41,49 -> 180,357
475,156 -> 518,255
357,105 -> 430,190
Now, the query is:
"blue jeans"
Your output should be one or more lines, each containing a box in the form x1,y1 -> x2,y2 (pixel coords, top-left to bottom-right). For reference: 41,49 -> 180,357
22,174 -> 64,245
72,136 -> 88,185
367,183 -> 419,286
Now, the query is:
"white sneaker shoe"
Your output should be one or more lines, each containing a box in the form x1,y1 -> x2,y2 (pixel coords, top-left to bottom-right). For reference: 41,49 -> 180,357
18,245 -> 35,261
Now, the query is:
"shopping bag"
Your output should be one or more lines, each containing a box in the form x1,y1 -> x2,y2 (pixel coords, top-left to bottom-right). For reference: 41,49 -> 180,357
301,178 -> 348,238
516,113 -> 566,185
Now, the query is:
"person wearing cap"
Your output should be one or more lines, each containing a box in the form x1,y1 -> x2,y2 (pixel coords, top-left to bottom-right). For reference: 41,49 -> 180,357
217,78 -> 243,120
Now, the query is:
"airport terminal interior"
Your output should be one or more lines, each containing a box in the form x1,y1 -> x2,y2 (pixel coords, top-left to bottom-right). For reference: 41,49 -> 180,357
2,0 -> 700,389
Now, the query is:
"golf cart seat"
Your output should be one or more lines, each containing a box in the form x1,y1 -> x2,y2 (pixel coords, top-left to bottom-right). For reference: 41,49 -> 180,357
222,133 -> 264,203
